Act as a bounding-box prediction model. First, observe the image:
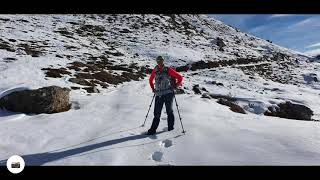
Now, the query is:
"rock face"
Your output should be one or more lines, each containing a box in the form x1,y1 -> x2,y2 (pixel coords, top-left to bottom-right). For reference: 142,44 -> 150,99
264,101 -> 313,120
0,86 -> 71,114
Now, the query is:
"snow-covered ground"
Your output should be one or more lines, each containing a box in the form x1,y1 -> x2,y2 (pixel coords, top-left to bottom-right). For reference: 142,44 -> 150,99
1,79 -> 320,165
1,14 -> 320,165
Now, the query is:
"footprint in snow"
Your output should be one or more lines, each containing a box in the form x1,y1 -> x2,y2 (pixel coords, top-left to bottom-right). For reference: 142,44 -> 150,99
160,139 -> 173,148
71,101 -> 80,110
151,151 -> 163,162
157,163 -> 173,166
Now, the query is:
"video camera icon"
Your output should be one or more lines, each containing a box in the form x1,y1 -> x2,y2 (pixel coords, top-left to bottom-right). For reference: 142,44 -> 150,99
11,162 -> 20,169
7,155 -> 25,174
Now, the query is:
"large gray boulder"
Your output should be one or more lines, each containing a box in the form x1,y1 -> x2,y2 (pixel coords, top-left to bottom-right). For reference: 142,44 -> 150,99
0,86 -> 71,114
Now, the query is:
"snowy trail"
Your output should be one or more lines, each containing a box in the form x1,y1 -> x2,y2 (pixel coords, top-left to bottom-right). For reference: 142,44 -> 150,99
1,79 -> 320,165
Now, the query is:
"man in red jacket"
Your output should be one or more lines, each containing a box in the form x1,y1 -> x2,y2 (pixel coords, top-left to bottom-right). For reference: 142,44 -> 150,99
146,56 -> 183,135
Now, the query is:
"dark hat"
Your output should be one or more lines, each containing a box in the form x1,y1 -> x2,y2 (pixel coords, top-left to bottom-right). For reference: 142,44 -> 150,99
156,56 -> 164,61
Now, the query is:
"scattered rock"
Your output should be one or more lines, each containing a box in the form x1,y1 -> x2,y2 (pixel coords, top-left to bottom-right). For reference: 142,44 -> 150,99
0,86 -> 71,114
54,27 -> 74,38
67,61 -> 87,71
106,64 -> 133,72
217,98 -> 246,114
69,78 -> 93,86
76,24 -> 105,37
201,93 -> 211,99
175,65 -> 189,72
64,45 -> 79,50
216,37 -> 226,51
3,57 -> 17,62
271,88 -> 281,92
0,39 -> 15,52
83,64 -> 101,72
83,86 -> 100,93
74,72 -> 94,79
55,54 -> 63,58
18,19 -> 29,23
264,101 -> 313,120
206,94 -> 236,102
119,28 -> 131,33
42,68 -> 72,78
0,18 -> 10,22
70,86 -> 81,90
105,50 -> 124,57
89,80 -> 109,88
192,84 -> 201,94
141,66 -> 153,74
121,71 -> 141,81
67,21 -> 79,25
191,61 -> 209,71
210,81 -> 224,86
234,52 -> 240,57
201,87 -> 208,92
18,44 -> 43,57
93,71 -> 126,85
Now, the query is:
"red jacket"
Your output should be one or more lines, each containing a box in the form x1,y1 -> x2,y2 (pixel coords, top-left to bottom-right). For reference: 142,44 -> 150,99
149,66 -> 183,91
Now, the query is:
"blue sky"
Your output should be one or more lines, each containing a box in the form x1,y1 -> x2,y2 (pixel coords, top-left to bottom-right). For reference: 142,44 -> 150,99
209,14 -> 320,56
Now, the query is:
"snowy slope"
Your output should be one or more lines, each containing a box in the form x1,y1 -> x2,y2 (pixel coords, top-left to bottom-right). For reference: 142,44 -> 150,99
1,14 -> 320,165
1,80 -> 320,165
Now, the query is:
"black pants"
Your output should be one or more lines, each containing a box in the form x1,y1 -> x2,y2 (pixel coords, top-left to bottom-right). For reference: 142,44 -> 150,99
149,93 -> 175,132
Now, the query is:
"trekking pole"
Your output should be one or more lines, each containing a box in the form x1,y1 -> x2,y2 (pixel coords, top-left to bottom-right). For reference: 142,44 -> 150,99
173,91 -> 186,134
141,93 -> 156,127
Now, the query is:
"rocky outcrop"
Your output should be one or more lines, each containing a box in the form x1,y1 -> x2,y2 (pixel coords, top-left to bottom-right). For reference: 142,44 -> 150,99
264,101 -> 313,120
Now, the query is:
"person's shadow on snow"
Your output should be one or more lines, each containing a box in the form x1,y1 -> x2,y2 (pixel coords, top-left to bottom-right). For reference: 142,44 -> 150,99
0,131 -> 166,166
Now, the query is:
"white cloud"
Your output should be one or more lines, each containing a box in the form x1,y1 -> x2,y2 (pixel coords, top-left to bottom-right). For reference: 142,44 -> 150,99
288,18 -> 313,29
304,48 -> 320,56
306,42 -> 320,49
269,14 -> 292,19
287,17 -> 320,29
249,24 -> 270,34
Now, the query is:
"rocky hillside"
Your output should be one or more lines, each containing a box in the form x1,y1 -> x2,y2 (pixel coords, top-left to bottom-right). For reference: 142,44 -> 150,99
0,14 -> 315,91
1,14 -> 319,120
